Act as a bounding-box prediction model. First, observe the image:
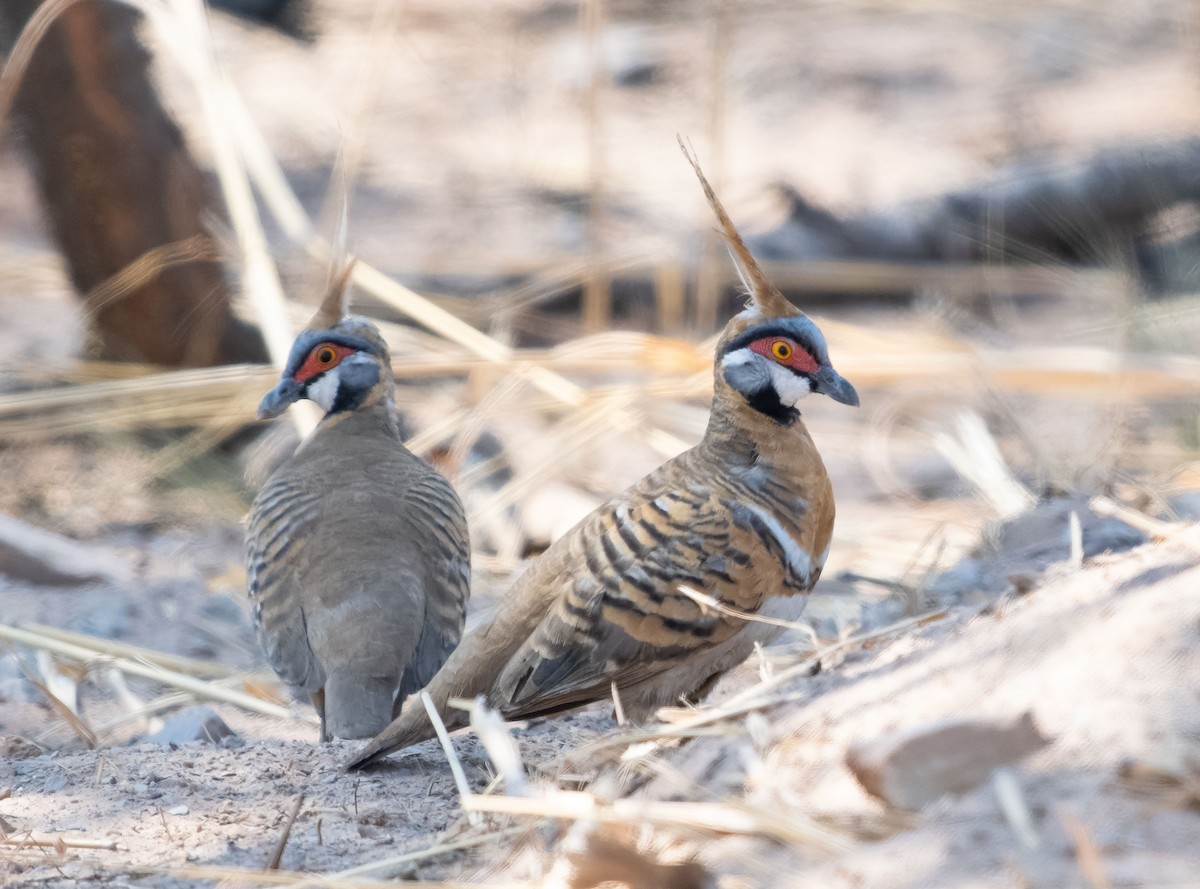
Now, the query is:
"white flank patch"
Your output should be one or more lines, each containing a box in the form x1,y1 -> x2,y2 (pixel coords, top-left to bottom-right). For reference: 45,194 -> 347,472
306,368 -> 341,412
815,541 -> 831,573
742,501 -> 811,583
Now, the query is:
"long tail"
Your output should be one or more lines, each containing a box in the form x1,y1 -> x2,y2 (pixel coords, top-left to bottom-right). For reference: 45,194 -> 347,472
342,618 -> 507,770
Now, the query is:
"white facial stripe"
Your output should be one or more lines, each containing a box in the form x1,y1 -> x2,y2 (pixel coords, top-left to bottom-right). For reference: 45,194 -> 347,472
767,360 -> 814,407
742,501 -> 812,583
723,348 -> 815,407
721,347 -> 756,368
306,367 -> 340,412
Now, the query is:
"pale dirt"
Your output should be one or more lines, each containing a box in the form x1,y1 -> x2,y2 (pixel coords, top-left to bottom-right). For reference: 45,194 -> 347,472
2,0 -> 1200,887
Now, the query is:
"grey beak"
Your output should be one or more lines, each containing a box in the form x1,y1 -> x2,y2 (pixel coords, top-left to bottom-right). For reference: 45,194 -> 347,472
814,366 -> 859,407
258,378 -> 303,419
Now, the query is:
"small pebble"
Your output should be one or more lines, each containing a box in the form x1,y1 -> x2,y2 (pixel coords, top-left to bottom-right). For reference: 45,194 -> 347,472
322,774 -> 338,784
167,805 -> 189,816
42,774 -> 68,793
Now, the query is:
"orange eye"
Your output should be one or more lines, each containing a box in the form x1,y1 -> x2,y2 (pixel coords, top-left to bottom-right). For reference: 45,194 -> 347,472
771,340 -> 793,361
314,344 -> 338,366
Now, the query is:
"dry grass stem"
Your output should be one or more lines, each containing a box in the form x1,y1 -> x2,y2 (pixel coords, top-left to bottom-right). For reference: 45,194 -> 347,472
469,701 -> 529,797
676,584 -> 820,641
1089,496 -> 1200,549
0,623 -> 303,722
0,0 -> 86,143
82,235 -> 221,317
638,609 -> 949,740
991,768 -> 1039,850
265,793 -> 306,871
581,0 -> 610,335
1068,511 -> 1084,569
28,856 -> 529,889
422,691 -> 483,827
1059,807 -> 1112,889
0,834 -> 118,851
20,623 -> 273,681
933,411 -> 1034,518
459,790 -> 850,854
19,661 -> 97,749
218,78 -> 699,458
2,332 -> 1198,445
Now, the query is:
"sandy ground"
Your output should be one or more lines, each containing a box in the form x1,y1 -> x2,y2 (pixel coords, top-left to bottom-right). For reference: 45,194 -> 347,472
2,0 -> 1200,886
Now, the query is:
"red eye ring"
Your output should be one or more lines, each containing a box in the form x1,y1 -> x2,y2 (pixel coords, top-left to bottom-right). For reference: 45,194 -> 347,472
294,342 -> 353,382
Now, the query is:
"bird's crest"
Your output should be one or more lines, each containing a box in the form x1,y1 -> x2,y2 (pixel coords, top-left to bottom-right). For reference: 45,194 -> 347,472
678,136 -> 801,322
307,257 -> 358,330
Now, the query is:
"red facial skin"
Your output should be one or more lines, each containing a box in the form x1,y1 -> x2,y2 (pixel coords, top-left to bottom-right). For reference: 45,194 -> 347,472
294,343 -> 356,383
747,336 -> 819,374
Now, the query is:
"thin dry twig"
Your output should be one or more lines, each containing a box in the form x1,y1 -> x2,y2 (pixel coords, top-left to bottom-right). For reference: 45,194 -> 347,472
676,584 -> 819,641
166,0 -> 317,437
81,235 -> 222,317
0,834 -> 117,851
1059,807 -> 1111,889
265,793 -> 306,871
635,609 -> 948,741
422,692 -> 482,827
459,790 -> 850,854
16,855 -> 527,888
19,623 -> 272,681
0,623 -> 304,722
19,661 -> 97,749
1090,496 -> 1200,550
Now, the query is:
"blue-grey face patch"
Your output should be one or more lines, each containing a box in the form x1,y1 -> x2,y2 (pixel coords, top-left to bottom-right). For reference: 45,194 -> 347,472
280,329 -> 380,382
723,316 -> 830,367
720,315 -> 859,418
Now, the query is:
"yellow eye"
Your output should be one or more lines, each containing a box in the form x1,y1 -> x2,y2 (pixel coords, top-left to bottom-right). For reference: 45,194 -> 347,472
315,345 -> 337,366
771,340 -> 793,361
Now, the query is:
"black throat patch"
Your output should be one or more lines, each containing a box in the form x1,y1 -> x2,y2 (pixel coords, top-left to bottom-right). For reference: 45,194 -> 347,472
328,384 -> 370,414
745,385 -> 799,425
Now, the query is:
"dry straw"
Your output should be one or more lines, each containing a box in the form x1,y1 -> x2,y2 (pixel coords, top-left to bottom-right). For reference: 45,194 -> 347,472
0,623 -> 306,723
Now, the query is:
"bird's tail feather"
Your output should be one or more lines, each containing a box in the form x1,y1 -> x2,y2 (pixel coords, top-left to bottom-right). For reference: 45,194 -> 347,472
341,628 -> 487,770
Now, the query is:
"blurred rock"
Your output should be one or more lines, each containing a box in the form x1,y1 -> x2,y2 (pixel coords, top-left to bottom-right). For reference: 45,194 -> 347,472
1167,491 -> 1200,522
144,708 -> 240,747
929,494 -> 1147,599
0,513 -> 129,586
42,773 -> 68,792
552,24 -> 666,90
846,711 -> 1050,810
199,594 -> 246,625
65,589 -> 139,640
0,735 -> 43,759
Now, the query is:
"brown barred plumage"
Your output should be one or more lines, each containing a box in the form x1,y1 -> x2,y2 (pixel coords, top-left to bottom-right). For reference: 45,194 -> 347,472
345,146 -> 857,769
247,290 -> 469,742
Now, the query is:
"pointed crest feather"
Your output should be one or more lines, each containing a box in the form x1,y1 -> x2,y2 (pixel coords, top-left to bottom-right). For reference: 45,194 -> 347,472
678,135 -> 800,320
308,257 -> 357,329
